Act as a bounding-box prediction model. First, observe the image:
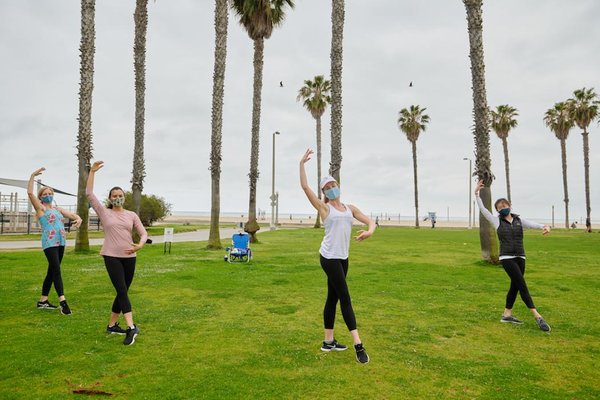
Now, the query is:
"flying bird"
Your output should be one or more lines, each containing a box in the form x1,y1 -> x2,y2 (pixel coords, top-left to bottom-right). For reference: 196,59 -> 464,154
280,81 -> 283,87
409,81 -> 413,87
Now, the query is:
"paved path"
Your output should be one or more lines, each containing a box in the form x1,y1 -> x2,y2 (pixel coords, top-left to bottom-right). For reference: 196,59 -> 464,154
0,228 -> 244,250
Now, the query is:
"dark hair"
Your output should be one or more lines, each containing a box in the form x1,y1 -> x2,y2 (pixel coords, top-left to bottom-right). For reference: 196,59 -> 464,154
494,198 -> 510,211
107,186 -> 124,209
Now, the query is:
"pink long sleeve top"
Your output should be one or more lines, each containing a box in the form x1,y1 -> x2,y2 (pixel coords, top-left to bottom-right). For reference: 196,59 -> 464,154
86,189 -> 148,258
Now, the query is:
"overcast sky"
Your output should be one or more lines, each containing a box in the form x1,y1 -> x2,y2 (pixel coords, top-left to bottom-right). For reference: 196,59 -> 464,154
1,0 -> 599,222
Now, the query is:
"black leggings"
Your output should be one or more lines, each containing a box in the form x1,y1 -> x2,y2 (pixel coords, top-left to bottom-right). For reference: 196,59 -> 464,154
501,257 -> 536,310
42,246 -> 65,297
320,255 -> 357,331
103,256 -> 136,314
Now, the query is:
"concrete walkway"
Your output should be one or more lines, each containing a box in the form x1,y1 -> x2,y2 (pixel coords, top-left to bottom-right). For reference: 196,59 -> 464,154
0,228 -> 244,250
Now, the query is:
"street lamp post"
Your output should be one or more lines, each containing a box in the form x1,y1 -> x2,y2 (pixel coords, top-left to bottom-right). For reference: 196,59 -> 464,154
270,131 -> 280,231
463,158 -> 472,229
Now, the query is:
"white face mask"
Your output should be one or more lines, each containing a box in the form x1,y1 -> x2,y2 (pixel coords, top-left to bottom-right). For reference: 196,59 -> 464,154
111,197 -> 125,207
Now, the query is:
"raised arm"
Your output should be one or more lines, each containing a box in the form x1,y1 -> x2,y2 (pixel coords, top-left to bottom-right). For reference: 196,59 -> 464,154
348,204 -> 376,241
27,168 -> 45,218
299,149 -> 328,219
474,180 -> 499,229
86,160 -> 106,218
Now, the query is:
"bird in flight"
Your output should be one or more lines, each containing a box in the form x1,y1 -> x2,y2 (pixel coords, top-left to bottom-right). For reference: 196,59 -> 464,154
409,81 -> 413,87
280,81 -> 284,87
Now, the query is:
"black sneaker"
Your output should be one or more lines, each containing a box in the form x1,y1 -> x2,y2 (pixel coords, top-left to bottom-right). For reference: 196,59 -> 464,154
106,322 -> 127,335
354,343 -> 370,364
37,300 -> 58,310
321,339 -> 348,352
536,317 -> 551,332
500,315 -> 523,324
123,325 -> 140,346
59,300 -> 72,315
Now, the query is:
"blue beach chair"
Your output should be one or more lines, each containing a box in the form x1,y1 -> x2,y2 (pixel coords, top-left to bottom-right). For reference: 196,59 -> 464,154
224,232 -> 252,263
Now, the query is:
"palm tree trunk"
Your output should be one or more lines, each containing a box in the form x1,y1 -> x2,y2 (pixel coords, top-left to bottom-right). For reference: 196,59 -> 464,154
501,136 -> 511,203
329,0 -> 344,182
208,0 -> 229,249
314,115 -> 322,228
582,129 -> 592,232
560,138 -> 570,229
245,37 -> 264,243
411,140 -> 419,228
464,0 -> 498,263
131,0 -> 148,218
75,0 -> 96,252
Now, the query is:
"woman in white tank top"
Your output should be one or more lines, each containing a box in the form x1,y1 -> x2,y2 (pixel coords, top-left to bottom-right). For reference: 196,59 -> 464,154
300,149 -> 376,364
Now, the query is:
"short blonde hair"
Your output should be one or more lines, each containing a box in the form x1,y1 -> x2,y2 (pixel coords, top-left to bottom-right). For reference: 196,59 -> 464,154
37,186 -> 54,199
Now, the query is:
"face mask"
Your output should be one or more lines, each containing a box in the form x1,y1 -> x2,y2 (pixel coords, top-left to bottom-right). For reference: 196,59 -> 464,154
324,187 -> 340,200
499,208 -> 511,217
41,195 -> 53,204
111,197 -> 125,207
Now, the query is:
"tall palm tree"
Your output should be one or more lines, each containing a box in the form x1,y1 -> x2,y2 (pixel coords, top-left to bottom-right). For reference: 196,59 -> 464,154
568,87 -> 599,232
544,102 -> 574,229
463,0 -> 498,263
75,0 -> 96,252
231,0 -> 295,243
329,0 -> 344,182
207,0 -> 229,250
297,75 -> 331,228
131,0 -> 148,217
398,105 -> 430,228
490,105 -> 518,203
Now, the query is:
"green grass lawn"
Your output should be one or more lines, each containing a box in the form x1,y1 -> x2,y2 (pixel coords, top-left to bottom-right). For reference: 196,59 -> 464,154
0,224 -> 227,241
0,228 -> 598,399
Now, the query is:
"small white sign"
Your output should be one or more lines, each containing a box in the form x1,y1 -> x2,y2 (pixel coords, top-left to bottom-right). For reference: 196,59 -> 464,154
164,227 -> 174,242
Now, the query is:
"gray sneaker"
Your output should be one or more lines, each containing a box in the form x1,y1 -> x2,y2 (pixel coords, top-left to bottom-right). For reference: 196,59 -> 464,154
123,325 -> 140,345
536,317 -> 551,332
500,315 -> 523,324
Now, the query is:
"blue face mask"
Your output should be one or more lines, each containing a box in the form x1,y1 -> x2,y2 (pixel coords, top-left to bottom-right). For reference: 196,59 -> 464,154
324,187 -> 340,200
41,195 -> 53,204
499,208 -> 511,217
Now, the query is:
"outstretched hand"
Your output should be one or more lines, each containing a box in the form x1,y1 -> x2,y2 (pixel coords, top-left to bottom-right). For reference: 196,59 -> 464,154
31,167 -> 45,177
90,160 -> 104,173
475,180 -> 484,196
300,149 -> 313,165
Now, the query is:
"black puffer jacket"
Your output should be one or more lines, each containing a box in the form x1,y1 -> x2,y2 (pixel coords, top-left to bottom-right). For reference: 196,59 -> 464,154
497,214 -> 525,257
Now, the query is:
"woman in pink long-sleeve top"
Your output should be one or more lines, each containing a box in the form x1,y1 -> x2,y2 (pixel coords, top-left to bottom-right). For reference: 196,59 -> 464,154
87,160 -> 148,346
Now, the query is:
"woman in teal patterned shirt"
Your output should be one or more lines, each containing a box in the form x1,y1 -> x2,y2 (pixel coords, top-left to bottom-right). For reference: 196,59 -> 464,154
27,167 -> 82,315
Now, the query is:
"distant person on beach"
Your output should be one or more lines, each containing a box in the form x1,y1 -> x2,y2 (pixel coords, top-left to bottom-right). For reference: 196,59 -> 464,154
27,167 -> 82,314
475,180 -> 552,332
300,149 -> 377,364
87,161 -> 148,345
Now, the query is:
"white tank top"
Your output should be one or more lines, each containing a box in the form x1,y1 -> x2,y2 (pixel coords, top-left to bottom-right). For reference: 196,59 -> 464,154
319,203 -> 353,259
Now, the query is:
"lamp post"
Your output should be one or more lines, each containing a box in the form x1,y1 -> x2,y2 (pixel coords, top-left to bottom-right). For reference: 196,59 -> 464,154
463,158 -> 472,229
270,131 -> 280,231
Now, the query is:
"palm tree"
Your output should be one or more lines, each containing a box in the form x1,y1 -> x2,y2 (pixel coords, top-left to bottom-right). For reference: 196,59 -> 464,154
544,102 -> 574,229
131,0 -> 148,217
568,88 -> 599,232
398,105 -> 430,228
207,0 -> 229,250
329,0 -> 344,182
463,0 -> 498,263
297,75 -> 331,228
231,0 -> 295,243
490,105 -> 518,203
75,0 -> 96,252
